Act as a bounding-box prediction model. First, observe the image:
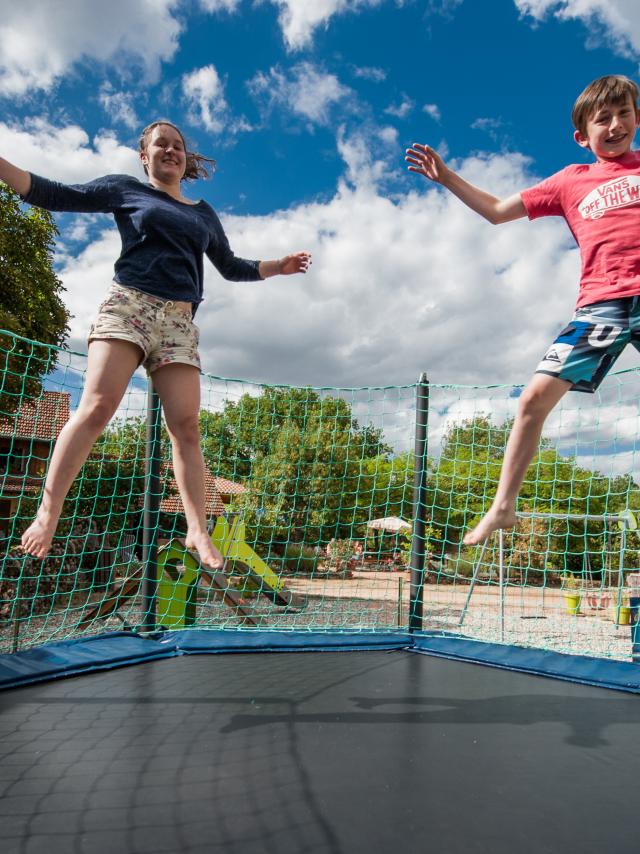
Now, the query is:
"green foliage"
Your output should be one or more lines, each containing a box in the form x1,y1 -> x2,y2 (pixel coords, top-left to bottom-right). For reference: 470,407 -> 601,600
200,387 -> 392,546
63,416 -> 151,545
0,186 -> 70,414
428,414 -> 640,570
358,452 -> 414,522
561,572 -> 582,590
278,542 -> 321,574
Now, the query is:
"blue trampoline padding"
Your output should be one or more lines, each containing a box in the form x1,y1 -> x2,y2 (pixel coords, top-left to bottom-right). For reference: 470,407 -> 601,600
165,629 -> 411,654
413,634 -> 640,694
0,630 -> 411,690
2,628 -> 640,693
0,632 -> 175,690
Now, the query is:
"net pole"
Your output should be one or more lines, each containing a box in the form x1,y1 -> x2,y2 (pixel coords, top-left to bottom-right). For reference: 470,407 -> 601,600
409,373 -> 429,633
614,525 -> 627,630
499,529 -> 505,642
142,379 -> 162,633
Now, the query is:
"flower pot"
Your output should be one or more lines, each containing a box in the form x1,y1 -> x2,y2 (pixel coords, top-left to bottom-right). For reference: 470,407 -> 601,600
612,604 -> 631,625
563,592 -> 581,615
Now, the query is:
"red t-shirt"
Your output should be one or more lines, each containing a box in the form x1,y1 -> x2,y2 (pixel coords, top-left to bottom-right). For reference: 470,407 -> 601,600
520,150 -> 640,308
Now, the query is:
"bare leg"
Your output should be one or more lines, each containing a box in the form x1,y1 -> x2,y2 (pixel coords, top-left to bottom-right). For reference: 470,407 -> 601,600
463,374 -> 571,546
21,340 -> 143,557
152,364 -> 224,571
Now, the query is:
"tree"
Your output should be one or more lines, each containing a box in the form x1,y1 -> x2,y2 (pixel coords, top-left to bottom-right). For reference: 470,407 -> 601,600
358,452 -> 414,523
429,414 -> 640,572
199,387 -> 392,549
199,387 -> 390,482
0,185 -> 70,413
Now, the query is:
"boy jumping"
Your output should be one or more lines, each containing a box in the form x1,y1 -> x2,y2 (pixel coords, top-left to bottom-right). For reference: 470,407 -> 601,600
406,74 -> 640,545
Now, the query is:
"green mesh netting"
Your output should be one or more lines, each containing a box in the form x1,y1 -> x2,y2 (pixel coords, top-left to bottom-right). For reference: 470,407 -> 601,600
0,330 -> 639,662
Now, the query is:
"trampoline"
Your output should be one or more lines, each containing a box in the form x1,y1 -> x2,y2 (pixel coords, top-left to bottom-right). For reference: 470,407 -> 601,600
2,358 -> 640,853
1,631 -> 640,854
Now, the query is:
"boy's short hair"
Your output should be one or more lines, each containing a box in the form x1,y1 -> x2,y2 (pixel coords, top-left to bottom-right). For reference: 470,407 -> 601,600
572,75 -> 639,136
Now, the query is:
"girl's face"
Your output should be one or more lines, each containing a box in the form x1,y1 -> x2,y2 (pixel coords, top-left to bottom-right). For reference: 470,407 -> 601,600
141,124 -> 187,183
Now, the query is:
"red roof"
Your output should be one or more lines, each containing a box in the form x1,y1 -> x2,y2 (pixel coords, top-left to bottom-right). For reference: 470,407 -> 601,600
0,391 -> 70,441
160,465 -> 244,516
213,476 -> 246,496
0,479 -> 40,496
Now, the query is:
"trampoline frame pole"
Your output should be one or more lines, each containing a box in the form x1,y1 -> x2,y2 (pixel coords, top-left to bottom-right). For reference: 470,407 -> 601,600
409,373 -> 429,633
142,379 -> 162,633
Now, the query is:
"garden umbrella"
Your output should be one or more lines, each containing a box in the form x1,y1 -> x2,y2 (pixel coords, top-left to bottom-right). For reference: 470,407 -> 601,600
366,517 -> 412,533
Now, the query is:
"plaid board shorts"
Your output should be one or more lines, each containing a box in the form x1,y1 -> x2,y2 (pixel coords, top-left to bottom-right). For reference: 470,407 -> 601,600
88,283 -> 201,373
535,296 -> 640,392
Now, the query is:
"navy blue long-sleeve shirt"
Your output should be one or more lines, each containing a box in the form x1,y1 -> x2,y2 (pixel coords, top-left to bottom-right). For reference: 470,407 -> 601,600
23,173 -> 262,309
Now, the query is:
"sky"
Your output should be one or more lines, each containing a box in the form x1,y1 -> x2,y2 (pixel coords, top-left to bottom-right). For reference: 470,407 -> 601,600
2,0 -> 640,472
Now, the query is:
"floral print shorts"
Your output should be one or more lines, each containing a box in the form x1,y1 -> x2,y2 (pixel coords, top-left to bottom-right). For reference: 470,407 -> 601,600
88,283 -> 201,373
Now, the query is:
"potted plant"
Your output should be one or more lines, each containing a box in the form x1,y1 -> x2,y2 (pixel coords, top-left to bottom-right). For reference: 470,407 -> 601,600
612,595 -> 631,625
561,573 -> 582,615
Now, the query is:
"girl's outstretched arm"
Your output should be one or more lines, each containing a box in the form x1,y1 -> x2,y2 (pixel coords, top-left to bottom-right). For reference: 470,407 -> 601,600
259,252 -> 312,279
0,157 -> 31,197
405,143 -> 526,225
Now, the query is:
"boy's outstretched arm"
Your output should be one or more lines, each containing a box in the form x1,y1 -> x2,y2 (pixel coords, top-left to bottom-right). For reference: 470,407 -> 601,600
0,157 -> 31,197
405,143 -> 526,225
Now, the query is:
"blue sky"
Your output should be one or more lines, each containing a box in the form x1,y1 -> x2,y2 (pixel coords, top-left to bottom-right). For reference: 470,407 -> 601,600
5,0 -> 637,217
2,0 -> 640,471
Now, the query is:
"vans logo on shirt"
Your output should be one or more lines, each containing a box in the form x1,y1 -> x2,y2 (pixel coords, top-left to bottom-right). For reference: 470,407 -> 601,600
579,175 -> 640,220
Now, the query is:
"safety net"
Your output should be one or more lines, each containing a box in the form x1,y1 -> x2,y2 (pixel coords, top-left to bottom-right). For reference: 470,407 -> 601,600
0,330 -> 639,665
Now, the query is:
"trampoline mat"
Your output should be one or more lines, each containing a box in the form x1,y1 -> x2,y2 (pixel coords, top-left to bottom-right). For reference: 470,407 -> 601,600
0,649 -> 639,854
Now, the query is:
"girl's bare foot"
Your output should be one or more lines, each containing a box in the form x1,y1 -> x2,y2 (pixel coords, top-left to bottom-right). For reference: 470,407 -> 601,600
21,513 -> 58,559
185,530 -> 225,571
463,507 -> 517,546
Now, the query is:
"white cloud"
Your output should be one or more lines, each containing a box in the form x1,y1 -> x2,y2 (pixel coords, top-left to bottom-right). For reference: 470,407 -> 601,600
262,0 -> 385,50
353,66 -> 388,82
514,0 -> 640,57
181,65 -> 250,135
199,0 -> 242,11
423,103 -> 442,122
0,0 -> 181,96
384,96 -> 415,119
99,85 -> 140,130
377,125 -> 399,145
249,62 -> 352,125
58,229 -> 123,349
0,119 -> 142,183
335,124 -> 397,190
191,143 -> 581,394
471,117 -> 505,142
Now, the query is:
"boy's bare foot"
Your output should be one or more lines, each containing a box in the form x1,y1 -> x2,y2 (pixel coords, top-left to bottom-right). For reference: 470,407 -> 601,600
463,507 -> 517,546
21,513 -> 58,559
185,530 -> 225,571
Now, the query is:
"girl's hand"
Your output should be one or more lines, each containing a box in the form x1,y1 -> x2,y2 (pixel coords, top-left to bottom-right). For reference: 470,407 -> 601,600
405,143 -> 449,184
259,252 -> 312,279
280,251 -> 311,275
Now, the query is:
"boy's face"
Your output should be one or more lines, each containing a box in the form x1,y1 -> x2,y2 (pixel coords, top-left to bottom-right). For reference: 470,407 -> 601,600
574,95 -> 640,160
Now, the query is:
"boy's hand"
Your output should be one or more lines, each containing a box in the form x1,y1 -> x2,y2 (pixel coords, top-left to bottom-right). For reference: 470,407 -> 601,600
405,143 -> 449,184
405,143 -> 526,224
